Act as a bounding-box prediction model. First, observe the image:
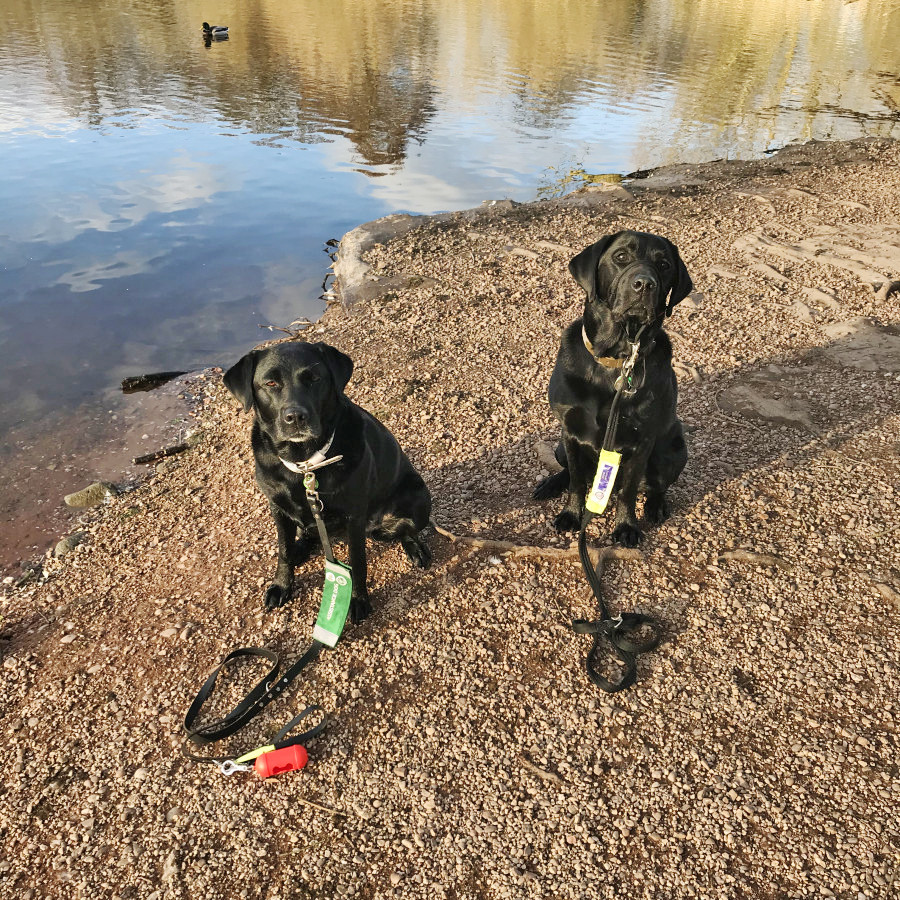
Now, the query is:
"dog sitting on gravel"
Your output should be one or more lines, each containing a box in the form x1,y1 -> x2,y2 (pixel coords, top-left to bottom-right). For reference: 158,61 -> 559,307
534,230 -> 693,547
224,341 -> 432,622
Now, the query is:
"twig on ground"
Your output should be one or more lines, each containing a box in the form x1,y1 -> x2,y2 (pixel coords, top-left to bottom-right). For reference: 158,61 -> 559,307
872,522 -> 900,538
298,796 -> 346,818
121,371 -> 187,393
133,443 -> 189,466
517,753 -> 565,785
432,522 -> 643,567
712,391 -> 765,433
258,318 -> 314,338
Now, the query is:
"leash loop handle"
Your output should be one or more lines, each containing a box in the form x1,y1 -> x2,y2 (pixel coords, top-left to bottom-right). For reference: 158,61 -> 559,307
183,642 -> 324,749
183,647 -> 280,746
573,618 -> 639,693
573,516 -> 661,693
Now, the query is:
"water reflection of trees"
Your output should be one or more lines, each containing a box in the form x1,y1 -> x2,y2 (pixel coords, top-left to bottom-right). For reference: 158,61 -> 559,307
4,0 -> 899,167
4,0 -> 440,169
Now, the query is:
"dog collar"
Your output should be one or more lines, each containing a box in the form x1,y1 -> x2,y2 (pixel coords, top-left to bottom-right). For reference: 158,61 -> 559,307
582,324 -> 657,369
279,432 -> 339,474
581,325 -> 625,369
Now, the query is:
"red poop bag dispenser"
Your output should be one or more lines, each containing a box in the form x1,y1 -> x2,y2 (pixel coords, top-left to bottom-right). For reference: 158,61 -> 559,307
254,743 -> 308,779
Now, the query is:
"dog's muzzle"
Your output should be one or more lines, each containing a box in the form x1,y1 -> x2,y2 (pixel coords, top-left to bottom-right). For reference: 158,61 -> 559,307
614,264 -> 661,326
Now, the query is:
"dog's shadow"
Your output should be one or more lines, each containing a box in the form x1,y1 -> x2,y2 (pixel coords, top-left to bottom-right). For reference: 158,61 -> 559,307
316,319 -> 900,630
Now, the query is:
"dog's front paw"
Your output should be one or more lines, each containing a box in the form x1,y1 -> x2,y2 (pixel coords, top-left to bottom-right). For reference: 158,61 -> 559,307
350,592 -> 372,625
401,535 -> 432,569
611,523 -> 643,548
644,495 -> 669,526
264,583 -> 291,610
533,470 -> 569,501
553,509 -> 581,533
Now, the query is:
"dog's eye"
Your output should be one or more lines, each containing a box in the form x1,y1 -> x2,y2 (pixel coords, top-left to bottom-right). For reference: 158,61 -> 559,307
264,380 -> 279,388
614,251 -> 628,263
658,259 -> 671,270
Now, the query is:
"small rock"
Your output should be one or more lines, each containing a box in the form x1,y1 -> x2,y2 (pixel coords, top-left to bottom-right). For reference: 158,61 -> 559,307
873,582 -> 900,610
788,300 -> 817,323
54,532 -> 87,558
390,873 -> 401,887
534,440 -> 563,473
162,851 -> 179,882
682,291 -> 704,311
60,633 -> 78,644
64,482 -> 118,509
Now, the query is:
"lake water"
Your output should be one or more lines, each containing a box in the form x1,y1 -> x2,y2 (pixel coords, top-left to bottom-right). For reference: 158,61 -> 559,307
1,0 -> 899,570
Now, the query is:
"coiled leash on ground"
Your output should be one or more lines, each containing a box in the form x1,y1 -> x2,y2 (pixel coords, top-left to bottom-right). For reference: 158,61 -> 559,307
572,326 -> 661,692
182,452 -> 350,777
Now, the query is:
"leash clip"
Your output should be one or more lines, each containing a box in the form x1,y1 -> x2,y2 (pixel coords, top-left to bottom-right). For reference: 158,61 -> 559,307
615,340 -> 642,393
218,760 -> 252,776
303,470 -> 322,508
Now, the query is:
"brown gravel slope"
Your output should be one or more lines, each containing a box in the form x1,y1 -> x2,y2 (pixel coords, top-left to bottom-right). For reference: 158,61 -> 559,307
2,138 -> 900,900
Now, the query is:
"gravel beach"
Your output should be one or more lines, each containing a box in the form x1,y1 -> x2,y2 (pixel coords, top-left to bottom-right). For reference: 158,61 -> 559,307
2,137 -> 899,900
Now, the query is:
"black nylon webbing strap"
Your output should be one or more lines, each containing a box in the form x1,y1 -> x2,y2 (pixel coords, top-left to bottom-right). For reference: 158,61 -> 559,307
183,641 -> 323,747
572,512 -> 660,692
182,457 -> 345,764
311,507 -> 335,564
570,321 -> 661,692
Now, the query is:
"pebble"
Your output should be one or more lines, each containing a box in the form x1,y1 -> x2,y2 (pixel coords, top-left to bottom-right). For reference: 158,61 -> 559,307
54,532 -> 87,558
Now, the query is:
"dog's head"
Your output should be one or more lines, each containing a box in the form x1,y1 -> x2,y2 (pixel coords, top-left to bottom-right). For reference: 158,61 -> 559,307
224,341 -> 353,450
569,230 -> 692,344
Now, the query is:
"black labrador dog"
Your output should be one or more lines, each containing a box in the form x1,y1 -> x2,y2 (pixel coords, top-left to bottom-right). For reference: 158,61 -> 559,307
534,230 -> 693,546
224,341 -> 432,622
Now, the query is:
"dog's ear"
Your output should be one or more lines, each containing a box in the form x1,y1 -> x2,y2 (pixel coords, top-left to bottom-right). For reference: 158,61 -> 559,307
568,233 -> 621,300
314,343 -> 354,393
223,350 -> 260,412
664,239 -> 693,317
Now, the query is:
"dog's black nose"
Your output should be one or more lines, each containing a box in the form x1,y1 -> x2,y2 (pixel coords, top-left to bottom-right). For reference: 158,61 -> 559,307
282,407 -> 307,426
632,273 -> 658,293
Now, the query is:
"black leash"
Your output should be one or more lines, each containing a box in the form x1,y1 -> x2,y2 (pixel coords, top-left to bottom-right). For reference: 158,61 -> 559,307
182,644 -> 325,763
571,324 -> 661,692
182,455 -> 348,767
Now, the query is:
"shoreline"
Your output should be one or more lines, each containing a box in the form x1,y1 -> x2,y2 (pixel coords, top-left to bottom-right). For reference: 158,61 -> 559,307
2,136 -> 899,900
333,138 -> 890,309
3,138 -> 887,578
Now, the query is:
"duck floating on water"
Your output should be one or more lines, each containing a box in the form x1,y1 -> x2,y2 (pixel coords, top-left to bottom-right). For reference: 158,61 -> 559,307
201,22 -> 229,36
